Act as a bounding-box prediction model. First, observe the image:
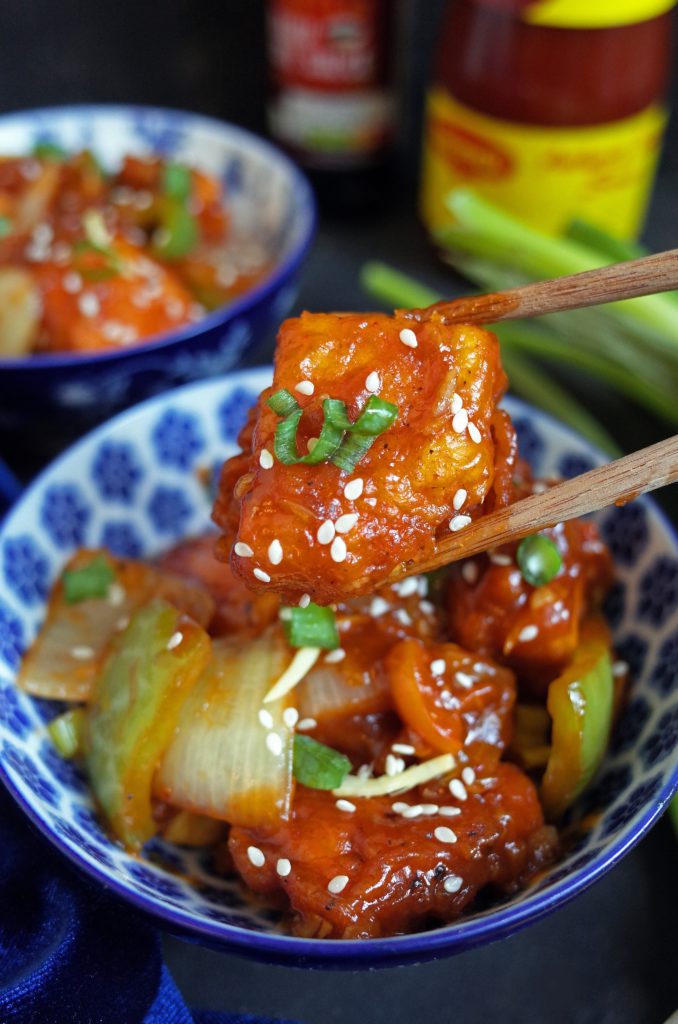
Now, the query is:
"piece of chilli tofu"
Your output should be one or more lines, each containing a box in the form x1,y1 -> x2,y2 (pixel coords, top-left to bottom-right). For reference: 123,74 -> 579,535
214,310 -> 513,603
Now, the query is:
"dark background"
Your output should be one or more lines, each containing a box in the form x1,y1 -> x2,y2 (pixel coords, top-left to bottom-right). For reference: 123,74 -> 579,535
1,2 -> 678,1022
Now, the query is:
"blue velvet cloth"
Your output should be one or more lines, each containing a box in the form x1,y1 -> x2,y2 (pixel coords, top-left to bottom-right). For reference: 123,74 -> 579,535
0,785 -> 296,1024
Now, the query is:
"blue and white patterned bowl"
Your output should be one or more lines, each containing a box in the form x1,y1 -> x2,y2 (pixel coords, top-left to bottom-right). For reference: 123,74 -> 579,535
0,105 -> 315,438
0,369 -> 677,968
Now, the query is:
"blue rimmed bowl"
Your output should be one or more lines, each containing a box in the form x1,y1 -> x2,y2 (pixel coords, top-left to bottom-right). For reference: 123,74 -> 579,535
0,369 -> 676,968
0,105 -> 315,440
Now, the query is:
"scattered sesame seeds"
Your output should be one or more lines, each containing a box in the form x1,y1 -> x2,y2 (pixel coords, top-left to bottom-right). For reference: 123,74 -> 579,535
258,709 -> 274,729
461,562 -> 478,585
455,671 -> 475,690
299,593 -> 311,608
116,615 -> 130,632
234,542 -> 254,558
392,743 -> 416,756
167,631 -> 183,651
266,732 -> 283,756
612,660 -> 628,678
370,596 -> 390,618
452,409 -> 469,434
431,659 -> 446,677
518,624 -> 539,643
317,520 -> 335,545
330,536 -> 347,563
344,478 -> 364,501
394,608 -> 412,627
259,449 -> 274,469
268,539 -> 283,565
306,437 -> 319,453
449,779 -> 468,801
78,292 -> 100,318
393,576 -> 419,598
385,754 -> 406,776
283,707 -> 299,729
254,568 -> 271,583
468,423 -> 481,444
276,858 -> 292,877
444,874 -> 463,894
71,645 -> 95,660
420,804 -> 439,815
297,718 -> 317,731
335,513 -> 358,534
247,846 -> 266,868
461,767 -> 476,786
453,489 -> 467,511
392,801 -> 409,814
336,799 -> 356,813
449,515 -> 472,532
419,600 -> 435,615
399,328 -> 418,348
489,552 -> 512,566
365,371 -> 381,393
439,806 -> 462,818
327,874 -> 349,895
107,582 -> 126,606
62,271 -> 82,294
402,804 -> 424,818
434,826 -> 458,844
364,496 -> 377,507
324,648 -> 346,664
451,393 -> 463,415
295,380 -> 314,396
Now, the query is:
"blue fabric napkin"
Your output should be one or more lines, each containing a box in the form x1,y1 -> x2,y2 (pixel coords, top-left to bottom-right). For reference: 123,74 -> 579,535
0,785 -> 298,1024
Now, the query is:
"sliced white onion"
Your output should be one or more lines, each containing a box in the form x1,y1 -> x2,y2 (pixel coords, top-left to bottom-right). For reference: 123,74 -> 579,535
263,646 -> 320,703
297,665 -> 388,722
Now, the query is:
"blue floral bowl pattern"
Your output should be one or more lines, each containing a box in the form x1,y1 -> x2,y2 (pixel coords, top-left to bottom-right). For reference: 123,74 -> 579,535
0,371 -> 677,969
0,105 -> 315,434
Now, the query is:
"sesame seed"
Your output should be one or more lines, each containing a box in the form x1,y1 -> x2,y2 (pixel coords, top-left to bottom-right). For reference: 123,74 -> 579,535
167,631 -> 183,651
452,409 -> 469,433
518,624 -> 539,643
295,380 -> 314,396
365,371 -> 381,393
357,764 -> 373,779
234,542 -> 254,558
266,732 -> 283,756
116,616 -> 130,632
509,571 -> 523,588
451,393 -> 463,414
258,708 -> 274,729
306,437 -> 319,453
297,718 -> 317,731
283,707 -> 299,729
453,488 -> 467,511
107,582 -> 126,606
393,577 -> 419,597
419,600 -> 435,615
344,478 -> 364,501
328,874 -> 349,895
449,779 -> 468,801
449,515 -> 472,532
279,608 -> 292,621
247,846 -> 266,868
392,743 -> 416,755
370,596 -> 390,617
62,271 -> 82,294
254,568 -> 271,583
431,659 -> 446,677
78,292 -> 100,318
335,513 -> 358,534
444,874 -> 463,894
298,593 -> 311,608
489,552 -> 512,566
336,799 -> 356,813
325,648 -> 346,664
330,536 -> 347,563
455,672 -> 475,690
394,608 -> 412,626
612,660 -> 628,677
468,423 -> 481,444
392,802 -> 409,814
439,806 -> 462,817
532,481 -> 549,494
268,539 -> 283,565
71,645 -> 95,660
462,767 -> 476,786
399,328 -> 418,348
420,804 -> 440,815
259,449 -> 274,469
461,562 -> 478,585
418,577 -> 428,597
317,520 -> 335,545
364,496 -> 377,507
434,826 -> 458,844
276,858 -> 292,877
385,754 -> 406,776
402,804 -> 424,818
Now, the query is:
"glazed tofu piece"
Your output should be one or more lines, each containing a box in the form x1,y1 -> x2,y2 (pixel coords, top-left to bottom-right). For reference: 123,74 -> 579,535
213,310 -> 513,603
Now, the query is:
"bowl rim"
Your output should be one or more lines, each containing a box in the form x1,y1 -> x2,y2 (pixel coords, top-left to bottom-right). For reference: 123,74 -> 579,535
0,103 -> 317,373
1,369 -> 677,966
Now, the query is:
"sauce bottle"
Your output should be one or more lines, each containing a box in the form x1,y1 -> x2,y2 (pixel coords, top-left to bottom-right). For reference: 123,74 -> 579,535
266,0 -> 396,213
420,0 -> 675,239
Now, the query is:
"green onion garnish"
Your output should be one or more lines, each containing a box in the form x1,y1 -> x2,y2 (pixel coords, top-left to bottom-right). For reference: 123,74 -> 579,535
63,555 -> 116,603
163,162 -> 192,204
267,389 -> 300,418
33,141 -> 67,161
293,734 -> 351,790
323,398 -> 353,432
351,396 -> 398,435
331,431 -> 376,473
273,408 -> 304,465
153,200 -> 197,260
282,603 -> 339,650
517,534 -> 563,587
0,216 -> 12,239
48,708 -> 85,760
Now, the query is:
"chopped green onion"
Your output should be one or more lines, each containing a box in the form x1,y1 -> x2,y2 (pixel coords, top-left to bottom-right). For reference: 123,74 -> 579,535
517,534 -> 563,587
331,431 -> 376,473
63,554 -> 116,603
48,708 -> 85,760
282,603 -> 339,650
33,141 -> 67,161
163,162 -> 192,203
267,389 -> 300,417
153,200 -> 197,260
0,216 -> 12,239
273,408 -> 304,465
323,398 -> 353,432
352,396 -> 398,436
293,734 -> 351,790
